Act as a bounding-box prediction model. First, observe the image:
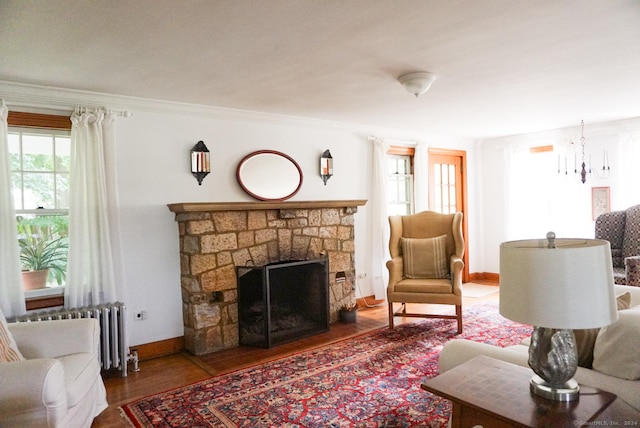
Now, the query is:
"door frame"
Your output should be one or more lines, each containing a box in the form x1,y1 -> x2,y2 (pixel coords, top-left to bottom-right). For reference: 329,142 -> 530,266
428,148 -> 470,283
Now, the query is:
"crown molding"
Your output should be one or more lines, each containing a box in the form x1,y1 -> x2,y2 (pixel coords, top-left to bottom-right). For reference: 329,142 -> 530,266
0,80 -> 472,142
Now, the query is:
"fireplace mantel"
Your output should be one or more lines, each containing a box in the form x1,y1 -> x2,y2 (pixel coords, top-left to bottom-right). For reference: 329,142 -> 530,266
168,200 -> 367,213
168,199 -> 367,355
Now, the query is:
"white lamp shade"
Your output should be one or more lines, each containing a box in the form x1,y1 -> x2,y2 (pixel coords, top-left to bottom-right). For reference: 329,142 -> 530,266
499,238 -> 618,329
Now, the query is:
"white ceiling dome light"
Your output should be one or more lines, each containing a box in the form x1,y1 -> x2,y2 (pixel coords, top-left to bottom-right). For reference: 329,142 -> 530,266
398,71 -> 436,97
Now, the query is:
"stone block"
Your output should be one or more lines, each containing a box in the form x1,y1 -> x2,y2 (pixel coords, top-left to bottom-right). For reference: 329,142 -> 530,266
255,228 -> 277,243
192,302 -> 221,329
237,231 -> 255,248
232,248 -> 252,266
182,235 -> 200,254
321,208 -> 340,225
308,209 -> 322,226
191,254 -> 217,275
201,264 -> 237,292
187,219 -> 215,235
217,251 -> 232,266
341,213 -> 355,226
323,239 -> 339,251
319,226 -> 338,238
249,244 -> 269,266
213,211 -> 247,232
330,251 -> 352,272
247,210 -> 267,229
201,233 -> 238,253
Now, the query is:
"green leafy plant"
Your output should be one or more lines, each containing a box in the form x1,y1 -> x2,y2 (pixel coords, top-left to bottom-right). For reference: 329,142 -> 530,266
340,303 -> 358,312
17,215 -> 69,285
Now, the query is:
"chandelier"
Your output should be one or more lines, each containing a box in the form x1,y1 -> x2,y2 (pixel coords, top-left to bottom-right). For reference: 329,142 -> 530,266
558,120 -> 611,183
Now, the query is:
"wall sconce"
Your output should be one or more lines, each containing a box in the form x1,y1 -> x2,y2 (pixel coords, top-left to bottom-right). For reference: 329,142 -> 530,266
191,140 -> 210,185
320,149 -> 333,185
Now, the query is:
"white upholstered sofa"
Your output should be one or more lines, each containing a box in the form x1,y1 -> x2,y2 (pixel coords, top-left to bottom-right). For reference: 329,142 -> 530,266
439,284 -> 640,411
0,312 -> 108,427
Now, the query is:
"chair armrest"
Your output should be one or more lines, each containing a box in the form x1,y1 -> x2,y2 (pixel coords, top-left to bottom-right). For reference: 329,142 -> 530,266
9,318 -> 100,359
386,256 -> 404,289
0,359 -> 67,425
450,255 -> 464,295
625,256 -> 640,287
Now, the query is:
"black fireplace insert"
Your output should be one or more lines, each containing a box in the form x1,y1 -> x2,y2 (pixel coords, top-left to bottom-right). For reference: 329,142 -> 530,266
237,258 -> 330,348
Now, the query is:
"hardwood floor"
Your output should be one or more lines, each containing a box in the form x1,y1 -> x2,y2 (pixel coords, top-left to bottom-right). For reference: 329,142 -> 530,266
92,285 -> 499,427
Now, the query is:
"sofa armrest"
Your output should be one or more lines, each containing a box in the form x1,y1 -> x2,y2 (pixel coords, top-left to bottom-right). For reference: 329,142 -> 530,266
438,339 -> 529,373
0,359 -> 68,426
624,256 -> 640,287
9,318 -> 100,359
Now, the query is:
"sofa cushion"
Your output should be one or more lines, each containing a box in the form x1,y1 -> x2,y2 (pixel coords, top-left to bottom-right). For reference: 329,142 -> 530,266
573,292 -> 631,368
0,307 -> 24,362
401,235 -> 449,279
593,308 -> 640,380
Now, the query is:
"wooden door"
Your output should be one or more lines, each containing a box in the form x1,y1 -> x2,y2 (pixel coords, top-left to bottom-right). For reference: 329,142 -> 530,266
428,149 -> 469,283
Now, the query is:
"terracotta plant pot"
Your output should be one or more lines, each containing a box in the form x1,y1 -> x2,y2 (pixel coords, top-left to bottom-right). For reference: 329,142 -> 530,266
339,309 -> 357,323
22,269 -> 49,290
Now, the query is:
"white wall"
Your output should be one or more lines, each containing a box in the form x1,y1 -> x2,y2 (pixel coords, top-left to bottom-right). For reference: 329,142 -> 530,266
477,117 -> 640,273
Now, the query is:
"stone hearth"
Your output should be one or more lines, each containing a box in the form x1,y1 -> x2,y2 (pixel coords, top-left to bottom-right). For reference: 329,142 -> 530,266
167,200 -> 366,355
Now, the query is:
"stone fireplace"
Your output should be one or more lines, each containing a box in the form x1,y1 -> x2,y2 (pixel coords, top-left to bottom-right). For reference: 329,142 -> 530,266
167,200 -> 366,355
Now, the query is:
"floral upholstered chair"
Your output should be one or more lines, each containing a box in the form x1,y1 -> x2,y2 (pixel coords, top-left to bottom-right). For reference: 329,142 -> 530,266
595,204 -> 640,287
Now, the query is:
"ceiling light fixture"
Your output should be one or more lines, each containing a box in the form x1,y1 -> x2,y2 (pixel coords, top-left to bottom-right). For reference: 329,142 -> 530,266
398,71 -> 436,97
558,120 -> 611,184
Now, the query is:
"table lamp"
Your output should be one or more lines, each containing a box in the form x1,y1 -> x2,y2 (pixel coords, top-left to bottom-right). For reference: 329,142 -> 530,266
499,232 -> 618,401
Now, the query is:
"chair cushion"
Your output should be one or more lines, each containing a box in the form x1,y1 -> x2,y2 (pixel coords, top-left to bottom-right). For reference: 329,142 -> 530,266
573,292 -> 631,368
0,307 -> 24,362
593,308 -> 640,380
393,278 -> 453,294
401,235 -> 449,279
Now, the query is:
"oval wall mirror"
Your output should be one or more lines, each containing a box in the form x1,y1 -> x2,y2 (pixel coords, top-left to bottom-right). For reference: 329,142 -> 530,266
236,150 -> 303,201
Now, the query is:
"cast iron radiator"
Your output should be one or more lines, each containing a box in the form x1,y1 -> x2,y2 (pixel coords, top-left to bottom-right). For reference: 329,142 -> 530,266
11,302 -> 137,377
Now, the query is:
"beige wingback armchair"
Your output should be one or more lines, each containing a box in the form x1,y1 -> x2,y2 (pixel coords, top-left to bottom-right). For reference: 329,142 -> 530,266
386,210 -> 465,332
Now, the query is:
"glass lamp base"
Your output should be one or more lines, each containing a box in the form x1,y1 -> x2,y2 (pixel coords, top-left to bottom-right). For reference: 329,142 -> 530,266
530,374 -> 580,401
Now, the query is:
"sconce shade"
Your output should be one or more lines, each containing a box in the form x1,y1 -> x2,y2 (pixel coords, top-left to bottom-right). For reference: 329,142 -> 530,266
191,140 -> 210,185
398,71 -> 436,97
500,237 -> 617,329
320,149 -> 333,185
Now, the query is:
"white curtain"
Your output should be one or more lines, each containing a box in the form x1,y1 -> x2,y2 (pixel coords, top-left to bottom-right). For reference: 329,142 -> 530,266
413,141 -> 429,212
0,101 -> 26,317
65,108 -> 120,308
617,129 -> 640,209
369,136 -> 390,300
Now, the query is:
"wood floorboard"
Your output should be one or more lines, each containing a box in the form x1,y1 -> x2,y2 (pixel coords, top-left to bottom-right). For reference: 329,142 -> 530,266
92,285 -> 498,427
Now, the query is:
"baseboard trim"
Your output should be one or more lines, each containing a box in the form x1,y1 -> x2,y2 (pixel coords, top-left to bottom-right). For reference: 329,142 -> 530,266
132,336 -> 184,361
469,272 -> 499,283
356,295 -> 385,309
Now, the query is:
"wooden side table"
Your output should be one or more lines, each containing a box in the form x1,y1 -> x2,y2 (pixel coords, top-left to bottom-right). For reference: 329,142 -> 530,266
421,355 -> 639,427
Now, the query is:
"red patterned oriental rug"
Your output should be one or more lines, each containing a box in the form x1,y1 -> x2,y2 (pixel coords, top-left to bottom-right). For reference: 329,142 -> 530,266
120,303 -> 531,427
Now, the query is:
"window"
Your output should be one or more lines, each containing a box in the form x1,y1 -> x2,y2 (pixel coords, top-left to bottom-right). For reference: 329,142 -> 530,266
387,154 -> 414,215
8,113 -> 71,290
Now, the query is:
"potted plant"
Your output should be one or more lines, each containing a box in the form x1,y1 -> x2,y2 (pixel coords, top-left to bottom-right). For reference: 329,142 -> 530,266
339,303 -> 358,323
17,216 -> 68,290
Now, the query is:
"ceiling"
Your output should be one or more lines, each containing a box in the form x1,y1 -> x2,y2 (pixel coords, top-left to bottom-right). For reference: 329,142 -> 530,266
2,0 -> 640,139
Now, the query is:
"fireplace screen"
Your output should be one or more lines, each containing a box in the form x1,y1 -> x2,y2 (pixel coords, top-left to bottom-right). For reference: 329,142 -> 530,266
237,258 -> 329,348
